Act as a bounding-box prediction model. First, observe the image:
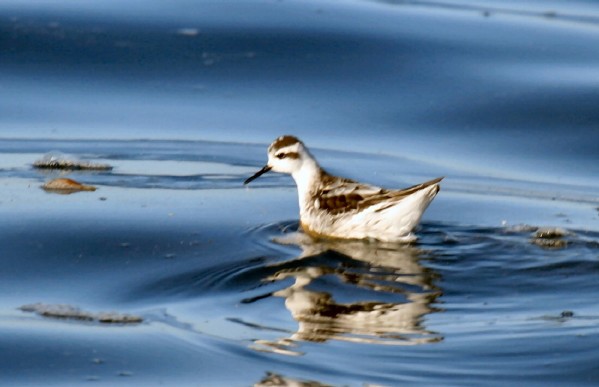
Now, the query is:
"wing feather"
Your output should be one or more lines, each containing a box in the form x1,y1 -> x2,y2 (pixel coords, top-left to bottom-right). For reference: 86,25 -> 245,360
315,174 -> 443,215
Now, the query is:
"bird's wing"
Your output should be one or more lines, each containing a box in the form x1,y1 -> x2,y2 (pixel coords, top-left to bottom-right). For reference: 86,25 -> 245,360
372,177 -> 444,212
315,175 -> 443,215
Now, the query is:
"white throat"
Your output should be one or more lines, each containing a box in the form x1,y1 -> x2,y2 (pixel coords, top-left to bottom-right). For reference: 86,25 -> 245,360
290,157 -> 321,214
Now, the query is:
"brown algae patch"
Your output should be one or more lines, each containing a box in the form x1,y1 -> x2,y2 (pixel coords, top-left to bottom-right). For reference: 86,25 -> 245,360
19,303 -> 143,324
534,227 -> 569,239
532,238 -> 568,249
42,178 -> 96,193
33,153 -> 112,170
531,227 -> 570,249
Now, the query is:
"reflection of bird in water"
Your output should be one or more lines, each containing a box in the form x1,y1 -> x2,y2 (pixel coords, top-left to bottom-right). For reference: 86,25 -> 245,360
250,232 -> 442,355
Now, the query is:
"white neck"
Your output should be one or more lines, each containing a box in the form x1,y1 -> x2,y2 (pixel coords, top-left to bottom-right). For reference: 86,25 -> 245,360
291,157 -> 321,214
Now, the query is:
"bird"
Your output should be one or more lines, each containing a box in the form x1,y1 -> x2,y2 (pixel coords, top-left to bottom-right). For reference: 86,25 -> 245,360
244,135 -> 443,242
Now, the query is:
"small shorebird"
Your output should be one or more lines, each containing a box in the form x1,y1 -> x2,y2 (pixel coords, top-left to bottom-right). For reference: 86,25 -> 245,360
244,136 -> 443,242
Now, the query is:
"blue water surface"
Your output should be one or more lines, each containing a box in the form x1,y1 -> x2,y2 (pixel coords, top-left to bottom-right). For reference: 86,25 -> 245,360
2,0 -> 598,183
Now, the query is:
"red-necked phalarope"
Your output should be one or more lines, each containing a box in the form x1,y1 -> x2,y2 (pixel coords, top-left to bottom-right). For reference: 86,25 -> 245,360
245,135 -> 443,242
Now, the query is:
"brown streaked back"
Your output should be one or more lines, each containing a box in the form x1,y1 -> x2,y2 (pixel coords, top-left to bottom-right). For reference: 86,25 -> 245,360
314,176 -> 444,216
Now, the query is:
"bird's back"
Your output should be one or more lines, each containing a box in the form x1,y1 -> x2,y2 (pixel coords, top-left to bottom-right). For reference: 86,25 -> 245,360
300,176 -> 443,242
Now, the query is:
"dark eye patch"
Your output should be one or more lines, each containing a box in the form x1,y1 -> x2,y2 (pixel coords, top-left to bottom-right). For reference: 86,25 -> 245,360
275,152 -> 300,160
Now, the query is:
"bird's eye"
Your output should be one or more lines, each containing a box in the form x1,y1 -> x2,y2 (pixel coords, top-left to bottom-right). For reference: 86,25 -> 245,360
276,153 -> 287,159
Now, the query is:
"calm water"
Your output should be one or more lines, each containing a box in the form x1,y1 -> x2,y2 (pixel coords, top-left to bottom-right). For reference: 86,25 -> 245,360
1,1 -> 599,386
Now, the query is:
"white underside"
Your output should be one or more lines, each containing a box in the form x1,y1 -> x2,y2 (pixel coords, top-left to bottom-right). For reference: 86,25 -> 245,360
300,184 -> 439,243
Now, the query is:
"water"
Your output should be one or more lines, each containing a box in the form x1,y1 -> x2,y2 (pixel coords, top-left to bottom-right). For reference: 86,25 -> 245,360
1,1 -> 598,386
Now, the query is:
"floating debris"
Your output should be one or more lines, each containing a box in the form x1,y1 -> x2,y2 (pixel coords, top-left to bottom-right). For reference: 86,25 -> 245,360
532,239 -> 568,249
97,313 -> 142,324
537,310 -> 576,322
20,303 -> 94,321
42,178 -> 96,193
19,303 -> 143,324
534,227 -> 569,239
504,224 -> 539,233
561,310 -> 574,318
531,227 -> 570,249
33,153 -> 112,171
255,372 -> 333,387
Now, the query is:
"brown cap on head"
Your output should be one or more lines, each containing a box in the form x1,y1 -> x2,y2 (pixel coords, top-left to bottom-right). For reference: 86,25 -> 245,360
269,135 -> 303,153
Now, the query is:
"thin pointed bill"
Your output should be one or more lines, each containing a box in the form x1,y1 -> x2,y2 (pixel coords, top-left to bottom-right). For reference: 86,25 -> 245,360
244,165 -> 272,185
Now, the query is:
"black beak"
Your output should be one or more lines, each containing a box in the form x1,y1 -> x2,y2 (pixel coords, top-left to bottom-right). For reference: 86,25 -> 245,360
244,165 -> 272,185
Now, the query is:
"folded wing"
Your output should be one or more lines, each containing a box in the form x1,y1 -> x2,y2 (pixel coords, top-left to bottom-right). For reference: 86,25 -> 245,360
315,175 -> 443,215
